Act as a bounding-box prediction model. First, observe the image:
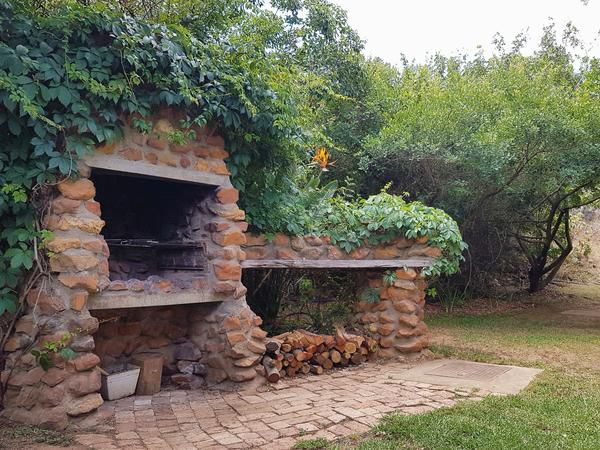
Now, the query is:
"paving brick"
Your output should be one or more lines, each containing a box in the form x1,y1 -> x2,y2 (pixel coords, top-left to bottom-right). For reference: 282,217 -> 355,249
240,395 -> 265,404
308,429 -> 337,441
258,429 -> 281,441
296,422 -> 319,432
245,420 -> 271,432
116,432 -> 140,440
355,415 -> 380,427
76,360 -> 486,449
283,426 -> 306,437
334,406 -> 365,418
327,423 -> 356,437
236,431 -> 261,440
211,431 -> 243,445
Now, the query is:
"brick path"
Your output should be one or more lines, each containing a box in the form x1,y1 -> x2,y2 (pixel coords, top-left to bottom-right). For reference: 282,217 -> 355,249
74,361 -> 488,449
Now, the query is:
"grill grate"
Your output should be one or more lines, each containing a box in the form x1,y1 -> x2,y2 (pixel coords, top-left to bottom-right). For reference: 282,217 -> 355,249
106,239 -> 207,272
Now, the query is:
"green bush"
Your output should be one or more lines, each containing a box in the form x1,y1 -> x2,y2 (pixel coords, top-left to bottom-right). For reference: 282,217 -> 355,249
310,190 -> 467,276
252,184 -> 467,277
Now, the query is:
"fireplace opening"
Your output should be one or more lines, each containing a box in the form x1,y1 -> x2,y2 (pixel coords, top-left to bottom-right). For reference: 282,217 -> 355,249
91,170 -> 214,287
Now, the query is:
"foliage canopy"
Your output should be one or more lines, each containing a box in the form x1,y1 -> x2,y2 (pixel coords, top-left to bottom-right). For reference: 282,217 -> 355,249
363,31 -> 600,291
0,0 -> 298,314
0,0 -> 466,320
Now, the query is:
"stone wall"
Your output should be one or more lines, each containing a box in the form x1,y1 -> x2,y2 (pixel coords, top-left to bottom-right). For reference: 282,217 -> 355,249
2,295 -> 102,430
1,110 -> 266,429
242,233 -> 436,357
243,233 -> 441,261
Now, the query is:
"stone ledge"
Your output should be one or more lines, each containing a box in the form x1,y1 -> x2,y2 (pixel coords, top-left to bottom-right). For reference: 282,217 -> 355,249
241,258 -> 434,269
87,290 -> 225,310
84,153 -> 228,186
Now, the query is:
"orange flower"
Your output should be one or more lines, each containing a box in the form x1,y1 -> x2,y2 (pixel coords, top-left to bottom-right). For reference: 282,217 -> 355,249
312,147 -> 330,171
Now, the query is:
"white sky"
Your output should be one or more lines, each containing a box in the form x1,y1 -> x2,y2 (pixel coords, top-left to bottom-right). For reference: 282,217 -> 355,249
332,0 -> 600,65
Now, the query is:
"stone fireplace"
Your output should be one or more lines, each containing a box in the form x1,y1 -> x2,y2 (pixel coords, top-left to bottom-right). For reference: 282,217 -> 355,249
2,111 -> 267,429
76,115 -> 268,388
87,169 -> 260,388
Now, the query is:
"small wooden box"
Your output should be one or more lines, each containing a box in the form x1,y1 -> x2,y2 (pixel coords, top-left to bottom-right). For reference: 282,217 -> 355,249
132,353 -> 164,395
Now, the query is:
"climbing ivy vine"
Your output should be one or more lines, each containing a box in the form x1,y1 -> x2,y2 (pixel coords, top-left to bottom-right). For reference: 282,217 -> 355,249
311,190 -> 467,277
0,0 -> 299,316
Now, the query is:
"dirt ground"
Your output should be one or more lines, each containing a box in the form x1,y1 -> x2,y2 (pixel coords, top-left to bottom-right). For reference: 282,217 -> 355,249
427,281 -> 600,374
559,208 -> 600,283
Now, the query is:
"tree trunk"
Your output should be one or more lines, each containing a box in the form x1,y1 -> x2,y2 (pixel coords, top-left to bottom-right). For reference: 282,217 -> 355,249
528,265 -> 544,293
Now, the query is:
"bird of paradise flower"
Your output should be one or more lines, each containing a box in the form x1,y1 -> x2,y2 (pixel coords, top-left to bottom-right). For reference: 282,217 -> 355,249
311,147 -> 335,171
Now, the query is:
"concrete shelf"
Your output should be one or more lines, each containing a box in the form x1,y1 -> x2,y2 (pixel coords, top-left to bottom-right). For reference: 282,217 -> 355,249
87,289 -> 222,310
84,153 -> 228,186
241,258 -> 434,269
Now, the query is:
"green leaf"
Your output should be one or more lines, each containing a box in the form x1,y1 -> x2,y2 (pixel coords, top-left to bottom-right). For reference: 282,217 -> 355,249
59,347 -> 76,360
57,86 -> 72,106
7,119 -> 21,135
15,44 -> 28,56
0,297 -> 17,315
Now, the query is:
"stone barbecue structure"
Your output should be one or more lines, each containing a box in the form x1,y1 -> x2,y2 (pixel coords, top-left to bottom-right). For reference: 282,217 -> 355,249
242,234 -> 437,358
2,110 -> 439,430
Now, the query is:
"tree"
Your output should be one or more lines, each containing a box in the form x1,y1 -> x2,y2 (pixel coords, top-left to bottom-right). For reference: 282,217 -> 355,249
364,28 -> 600,292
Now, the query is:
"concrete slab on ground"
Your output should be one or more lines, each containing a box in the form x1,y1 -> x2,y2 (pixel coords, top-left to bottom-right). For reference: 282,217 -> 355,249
395,359 -> 542,395
560,309 -> 600,318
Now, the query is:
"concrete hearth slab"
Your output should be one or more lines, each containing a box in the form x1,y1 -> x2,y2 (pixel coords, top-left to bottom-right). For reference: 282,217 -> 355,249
561,309 -> 600,318
395,359 -> 542,395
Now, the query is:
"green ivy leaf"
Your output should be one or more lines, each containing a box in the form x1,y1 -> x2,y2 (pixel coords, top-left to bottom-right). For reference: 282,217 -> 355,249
0,296 -> 17,315
59,347 -> 76,360
57,86 -> 72,106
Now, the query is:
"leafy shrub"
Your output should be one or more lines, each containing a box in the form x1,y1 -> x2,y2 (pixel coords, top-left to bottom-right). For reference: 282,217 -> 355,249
252,185 -> 467,277
311,190 -> 467,276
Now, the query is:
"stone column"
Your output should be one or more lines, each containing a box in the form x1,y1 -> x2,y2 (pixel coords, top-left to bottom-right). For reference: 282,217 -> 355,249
2,177 -> 108,429
355,269 -> 429,358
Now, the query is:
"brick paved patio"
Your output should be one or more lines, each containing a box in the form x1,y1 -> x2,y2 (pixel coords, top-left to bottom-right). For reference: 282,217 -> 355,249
74,360 -> 488,449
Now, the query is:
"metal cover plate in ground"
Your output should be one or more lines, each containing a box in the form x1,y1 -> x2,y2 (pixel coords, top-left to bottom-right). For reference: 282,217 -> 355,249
424,361 -> 511,381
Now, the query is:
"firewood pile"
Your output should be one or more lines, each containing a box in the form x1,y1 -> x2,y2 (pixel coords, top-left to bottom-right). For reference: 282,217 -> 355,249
261,327 -> 378,383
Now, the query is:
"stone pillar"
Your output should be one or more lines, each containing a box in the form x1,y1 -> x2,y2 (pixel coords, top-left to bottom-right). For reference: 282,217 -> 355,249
188,300 -> 266,383
191,183 -> 268,384
2,175 -> 107,429
355,269 -> 429,358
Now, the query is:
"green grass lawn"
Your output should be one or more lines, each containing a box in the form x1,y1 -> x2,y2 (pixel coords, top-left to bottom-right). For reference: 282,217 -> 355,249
429,314 -> 600,352
297,290 -> 600,450
355,372 -> 600,450
0,419 -> 74,449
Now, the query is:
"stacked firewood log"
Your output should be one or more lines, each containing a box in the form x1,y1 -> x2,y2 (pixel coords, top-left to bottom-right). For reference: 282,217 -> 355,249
261,327 -> 378,383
